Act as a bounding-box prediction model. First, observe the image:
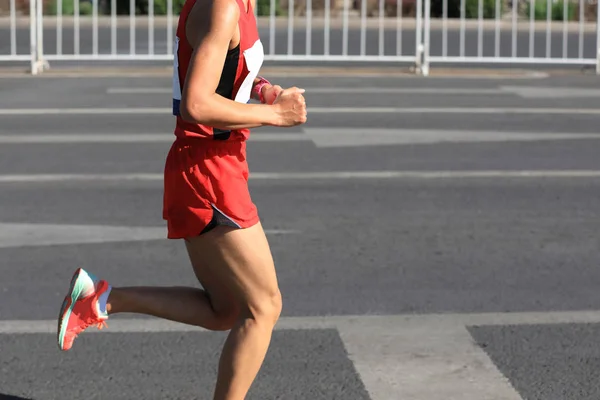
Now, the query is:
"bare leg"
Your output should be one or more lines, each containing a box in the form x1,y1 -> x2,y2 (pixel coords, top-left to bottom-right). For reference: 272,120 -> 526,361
107,243 -> 239,331
107,286 -> 234,331
106,232 -> 242,330
105,221 -> 280,400
184,222 -> 282,400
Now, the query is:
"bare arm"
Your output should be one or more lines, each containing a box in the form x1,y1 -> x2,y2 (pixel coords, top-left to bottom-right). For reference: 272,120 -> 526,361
178,0 -> 280,129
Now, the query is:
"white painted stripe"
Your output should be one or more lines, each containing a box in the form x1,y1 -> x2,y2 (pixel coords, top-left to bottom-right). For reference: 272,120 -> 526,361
107,87 -> 504,95
0,223 -> 297,249
315,107 -> 600,115
3,129 -> 599,146
337,319 -> 522,400
500,86 -> 600,99
1,107 -> 600,116
0,107 -> 172,115
3,130 -> 599,146
3,311 -> 600,334
2,170 -> 600,184
0,134 -> 174,143
0,173 -> 163,182
106,87 -> 175,94
304,128 -> 600,148
0,133 -> 307,144
0,70 -> 548,79
248,170 -> 600,179
109,86 -> 600,98
0,223 -> 166,248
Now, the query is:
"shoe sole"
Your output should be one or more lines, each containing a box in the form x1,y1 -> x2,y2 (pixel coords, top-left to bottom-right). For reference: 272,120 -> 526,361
57,268 -> 88,351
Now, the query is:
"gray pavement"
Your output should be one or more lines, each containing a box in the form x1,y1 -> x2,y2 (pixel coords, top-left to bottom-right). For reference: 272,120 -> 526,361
1,72 -> 600,399
1,329 -> 370,400
469,323 -> 600,400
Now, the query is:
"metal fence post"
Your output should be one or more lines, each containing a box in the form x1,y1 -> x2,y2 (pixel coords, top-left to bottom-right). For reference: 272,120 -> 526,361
415,0 -> 423,72
422,0 -> 430,76
36,0 -> 45,70
29,0 -> 38,74
596,0 -> 600,74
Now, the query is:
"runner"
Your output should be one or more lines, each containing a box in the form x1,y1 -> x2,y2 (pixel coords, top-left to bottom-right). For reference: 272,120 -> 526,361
56,0 -> 307,397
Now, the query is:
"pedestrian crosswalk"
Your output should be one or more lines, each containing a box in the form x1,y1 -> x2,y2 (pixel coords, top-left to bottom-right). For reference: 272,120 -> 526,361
3,311 -> 600,399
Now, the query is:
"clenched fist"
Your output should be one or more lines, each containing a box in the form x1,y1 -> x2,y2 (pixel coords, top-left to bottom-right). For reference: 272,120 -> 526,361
262,84 -> 283,105
272,87 -> 307,127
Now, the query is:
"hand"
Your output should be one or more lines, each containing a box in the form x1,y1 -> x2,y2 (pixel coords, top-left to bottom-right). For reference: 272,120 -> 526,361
262,84 -> 283,105
272,87 -> 307,127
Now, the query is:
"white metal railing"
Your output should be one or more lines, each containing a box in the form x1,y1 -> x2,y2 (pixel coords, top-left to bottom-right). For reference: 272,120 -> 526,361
0,0 -> 45,73
0,0 -> 31,66
422,0 -> 600,75
0,0 -> 25,63
0,0 -> 598,74
264,0 -> 423,63
39,0 -> 175,61
3,0 -> 424,71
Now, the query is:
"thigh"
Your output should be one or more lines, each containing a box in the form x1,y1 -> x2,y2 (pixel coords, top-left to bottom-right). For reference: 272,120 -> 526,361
185,238 -> 239,318
185,222 -> 280,311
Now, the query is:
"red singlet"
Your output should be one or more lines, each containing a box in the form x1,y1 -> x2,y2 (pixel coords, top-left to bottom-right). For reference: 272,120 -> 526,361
162,0 -> 264,239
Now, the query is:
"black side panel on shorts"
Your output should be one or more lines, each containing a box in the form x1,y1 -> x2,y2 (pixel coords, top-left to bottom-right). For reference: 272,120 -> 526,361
213,45 -> 240,141
200,205 -> 242,235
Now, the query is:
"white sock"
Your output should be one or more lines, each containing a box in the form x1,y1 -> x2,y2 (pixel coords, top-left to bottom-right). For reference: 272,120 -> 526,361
97,286 -> 112,315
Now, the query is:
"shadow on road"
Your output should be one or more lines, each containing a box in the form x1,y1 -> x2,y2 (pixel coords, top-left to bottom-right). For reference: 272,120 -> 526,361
0,395 -> 34,400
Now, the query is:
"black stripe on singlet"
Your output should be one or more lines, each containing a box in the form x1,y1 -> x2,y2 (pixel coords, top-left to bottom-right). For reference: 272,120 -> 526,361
213,44 -> 240,141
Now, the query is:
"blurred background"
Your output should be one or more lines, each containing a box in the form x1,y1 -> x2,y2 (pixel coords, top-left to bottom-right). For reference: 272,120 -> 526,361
1,0 -> 600,399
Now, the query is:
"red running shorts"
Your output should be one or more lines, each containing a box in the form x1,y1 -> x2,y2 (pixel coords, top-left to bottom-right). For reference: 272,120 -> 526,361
162,138 -> 260,239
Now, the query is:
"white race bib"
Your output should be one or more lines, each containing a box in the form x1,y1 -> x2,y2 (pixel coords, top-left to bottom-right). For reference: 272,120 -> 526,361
234,39 -> 264,104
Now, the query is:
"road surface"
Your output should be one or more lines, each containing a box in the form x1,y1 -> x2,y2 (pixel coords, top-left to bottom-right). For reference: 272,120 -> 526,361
1,71 -> 600,399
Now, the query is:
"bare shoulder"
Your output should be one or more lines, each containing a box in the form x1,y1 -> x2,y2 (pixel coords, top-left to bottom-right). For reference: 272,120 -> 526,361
186,0 -> 240,47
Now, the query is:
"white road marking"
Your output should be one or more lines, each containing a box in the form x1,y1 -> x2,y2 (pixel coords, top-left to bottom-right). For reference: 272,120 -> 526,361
0,223 -> 166,248
0,70 -> 549,79
0,133 -> 307,144
337,319 -> 522,400
3,310 -> 600,334
4,311 -> 600,399
304,128 -> 600,147
107,86 -> 600,98
0,107 -> 172,115
246,170 -> 600,180
2,170 -> 600,184
0,173 -> 163,182
106,87 -> 504,95
500,86 -> 600,99
0,223 -> 297,248
105,87 -> 175,94
1,129 -> 598,147
1,107 -> 600,115
4,128 -> 598,147
313,107 -> 600,115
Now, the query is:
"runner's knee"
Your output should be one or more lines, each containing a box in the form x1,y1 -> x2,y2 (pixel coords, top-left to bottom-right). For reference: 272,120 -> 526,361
244,288 -> 282,327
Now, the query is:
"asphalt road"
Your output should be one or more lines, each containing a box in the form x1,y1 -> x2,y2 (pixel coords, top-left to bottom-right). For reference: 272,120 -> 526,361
1,25 -> 598,61
1,71 -> 600,399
